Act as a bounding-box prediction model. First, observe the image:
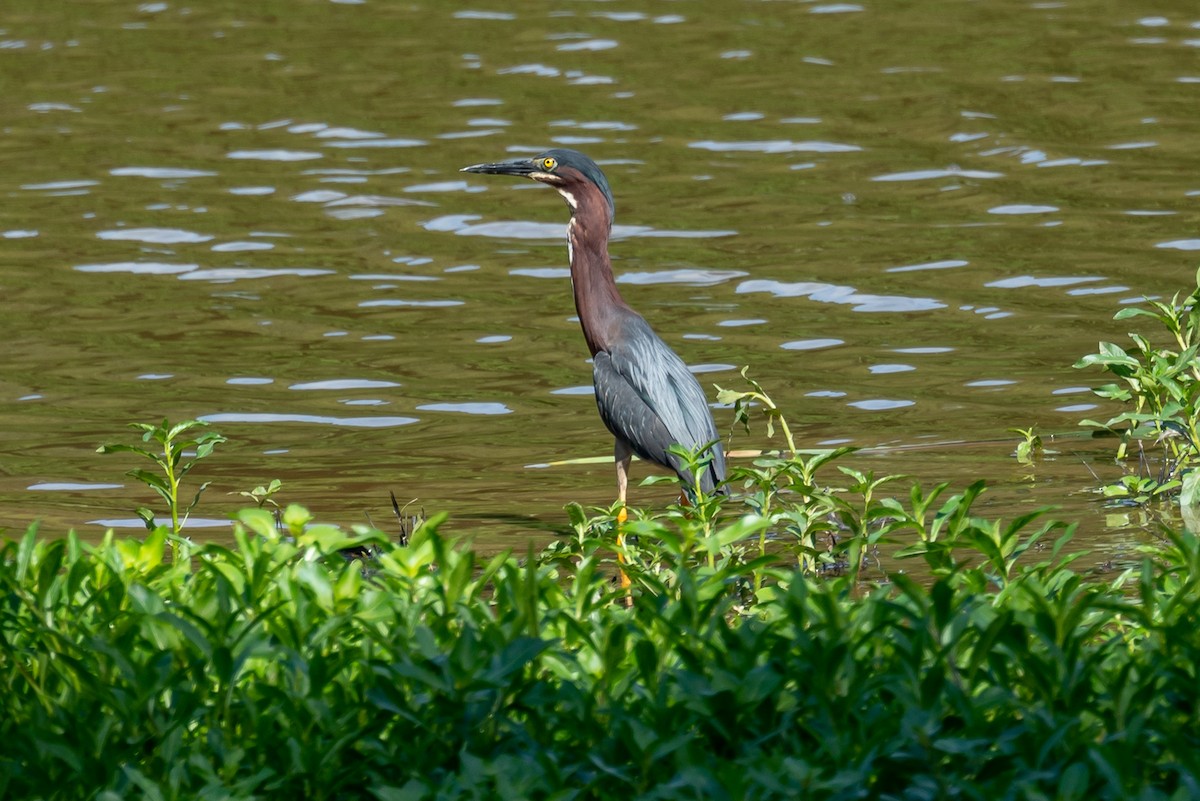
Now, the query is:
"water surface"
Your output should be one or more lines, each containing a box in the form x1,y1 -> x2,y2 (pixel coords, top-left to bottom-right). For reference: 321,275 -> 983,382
3,0 -> 1199,567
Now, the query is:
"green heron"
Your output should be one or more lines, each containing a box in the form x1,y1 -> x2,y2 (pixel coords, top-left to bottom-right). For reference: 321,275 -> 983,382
461,149 -> 728,524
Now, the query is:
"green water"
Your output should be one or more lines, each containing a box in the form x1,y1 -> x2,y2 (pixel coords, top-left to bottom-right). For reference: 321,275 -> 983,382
2,0 -> 1198,563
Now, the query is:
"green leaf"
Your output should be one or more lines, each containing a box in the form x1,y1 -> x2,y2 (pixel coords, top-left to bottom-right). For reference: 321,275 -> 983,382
96,443 -> 156,459
715,386 -> 749,405
127,468 -> 170,492
1181,470 -> 1200,510
565,501 -> 588,529
135,507 -> 158,531
237,508 -> 280,540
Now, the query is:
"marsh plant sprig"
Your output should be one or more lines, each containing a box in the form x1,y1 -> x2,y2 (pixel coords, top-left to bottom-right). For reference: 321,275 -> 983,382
231,478 -> 284,510
716,365 -> 798,456
98,418 -> 225,536
1010,425 -> 1044,465
1075,266 -> 1200,505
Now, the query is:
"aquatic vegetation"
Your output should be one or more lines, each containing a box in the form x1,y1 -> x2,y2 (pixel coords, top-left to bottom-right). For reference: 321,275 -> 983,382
1075,266 -> 1200,507
97,419 -> 225,536
1009,425 -> 1043,466
230,478 -> 284,510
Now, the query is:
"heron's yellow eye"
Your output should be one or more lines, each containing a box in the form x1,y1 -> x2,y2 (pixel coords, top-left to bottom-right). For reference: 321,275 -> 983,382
541,157 -> 557,171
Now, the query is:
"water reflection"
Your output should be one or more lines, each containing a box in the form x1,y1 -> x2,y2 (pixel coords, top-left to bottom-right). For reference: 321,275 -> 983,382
289,379 -> 402,391
428,214 -> 736,240
689,140 -> 861,154
417,402 -> 513,415
29,482 -> 123,491
96,228 -> 212,244
873,169 -> 1003,182
201,413 -> 419,428
782,339 -> 844,351
76,262 -> 198,275
987,204 -> 1059,215
887,260 -> 969,273
227,149 -> 323,161
737,279 -> 944,313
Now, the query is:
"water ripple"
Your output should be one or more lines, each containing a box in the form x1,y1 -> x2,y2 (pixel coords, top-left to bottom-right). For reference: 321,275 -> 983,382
618,268 -> 747,286
406,180 -> 487,193
111,167 -> 216,179
872,168 -> 1003,182
29,102 -> 81,113
811,4 -> 864,13
29,482 -> 123,491
986,275 -> 1103,289
887,259 -> 970,273
511,267 -> 570,279
294,189 -> 345,203
358,299 -> 464,308
324,138 -> 426,149
201,412 -> 418,428
690,139 -> 862,154
212,241 -> 274,252
499,63 -> 561,77
557,39 -> 619,52
988,204 -> 1059,214
22,179 -> 99,192
227,149 -> 323,161
688,363 -> 737,374
314,126 -> 386,140
551,119 -> 638,131
179,267 -> 334,282
327,194 -> 434,208
781,338 -> 844,351
738,279 -> 945,313
76,261 -> 198,275
427,214 -> 735,240
97,227 -> 213,244
849,399 -> 915,411
1157,239 -> 1200,250
1106,141 -> 1157,150
436,128 -> 505,140
289,379 -> 402,391
455,10 -> 515,20
417,402 -> 512,415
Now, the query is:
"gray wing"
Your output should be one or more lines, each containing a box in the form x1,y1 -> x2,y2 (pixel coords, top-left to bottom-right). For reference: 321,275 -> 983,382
592,315 -> 726,494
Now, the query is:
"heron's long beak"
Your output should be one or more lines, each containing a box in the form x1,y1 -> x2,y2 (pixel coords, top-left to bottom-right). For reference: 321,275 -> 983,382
460,157 -> 537,177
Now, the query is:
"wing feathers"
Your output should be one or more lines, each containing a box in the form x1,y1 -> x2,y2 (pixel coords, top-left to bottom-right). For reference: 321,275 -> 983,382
591,316 -> 726,493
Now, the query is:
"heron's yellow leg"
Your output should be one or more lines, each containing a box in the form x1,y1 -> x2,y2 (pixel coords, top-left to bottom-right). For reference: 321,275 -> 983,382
615,441 -> 633,602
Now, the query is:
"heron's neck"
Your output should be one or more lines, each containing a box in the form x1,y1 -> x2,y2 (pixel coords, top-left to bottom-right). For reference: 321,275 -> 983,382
566,207 -> 629,356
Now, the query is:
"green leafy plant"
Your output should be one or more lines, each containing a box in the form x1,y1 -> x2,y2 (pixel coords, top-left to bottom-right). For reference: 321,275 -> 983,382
4,499 -> 1200,799
716,365 -> 799,456
1075,267 -> 1200,504
231,478 -> 283,509
97,418 -> 226,536
1010,425 -> 1043,464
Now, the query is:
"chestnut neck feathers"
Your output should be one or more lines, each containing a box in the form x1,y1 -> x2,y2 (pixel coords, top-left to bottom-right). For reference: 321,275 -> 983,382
556,169 -> 633,357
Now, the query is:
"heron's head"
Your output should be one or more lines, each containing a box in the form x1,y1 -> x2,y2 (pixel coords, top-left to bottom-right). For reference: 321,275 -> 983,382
461,148 -> 615,221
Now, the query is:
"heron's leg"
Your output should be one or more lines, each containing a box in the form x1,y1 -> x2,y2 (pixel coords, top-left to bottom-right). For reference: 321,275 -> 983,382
614,439 -> 633,600
615,439 -> 632,524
